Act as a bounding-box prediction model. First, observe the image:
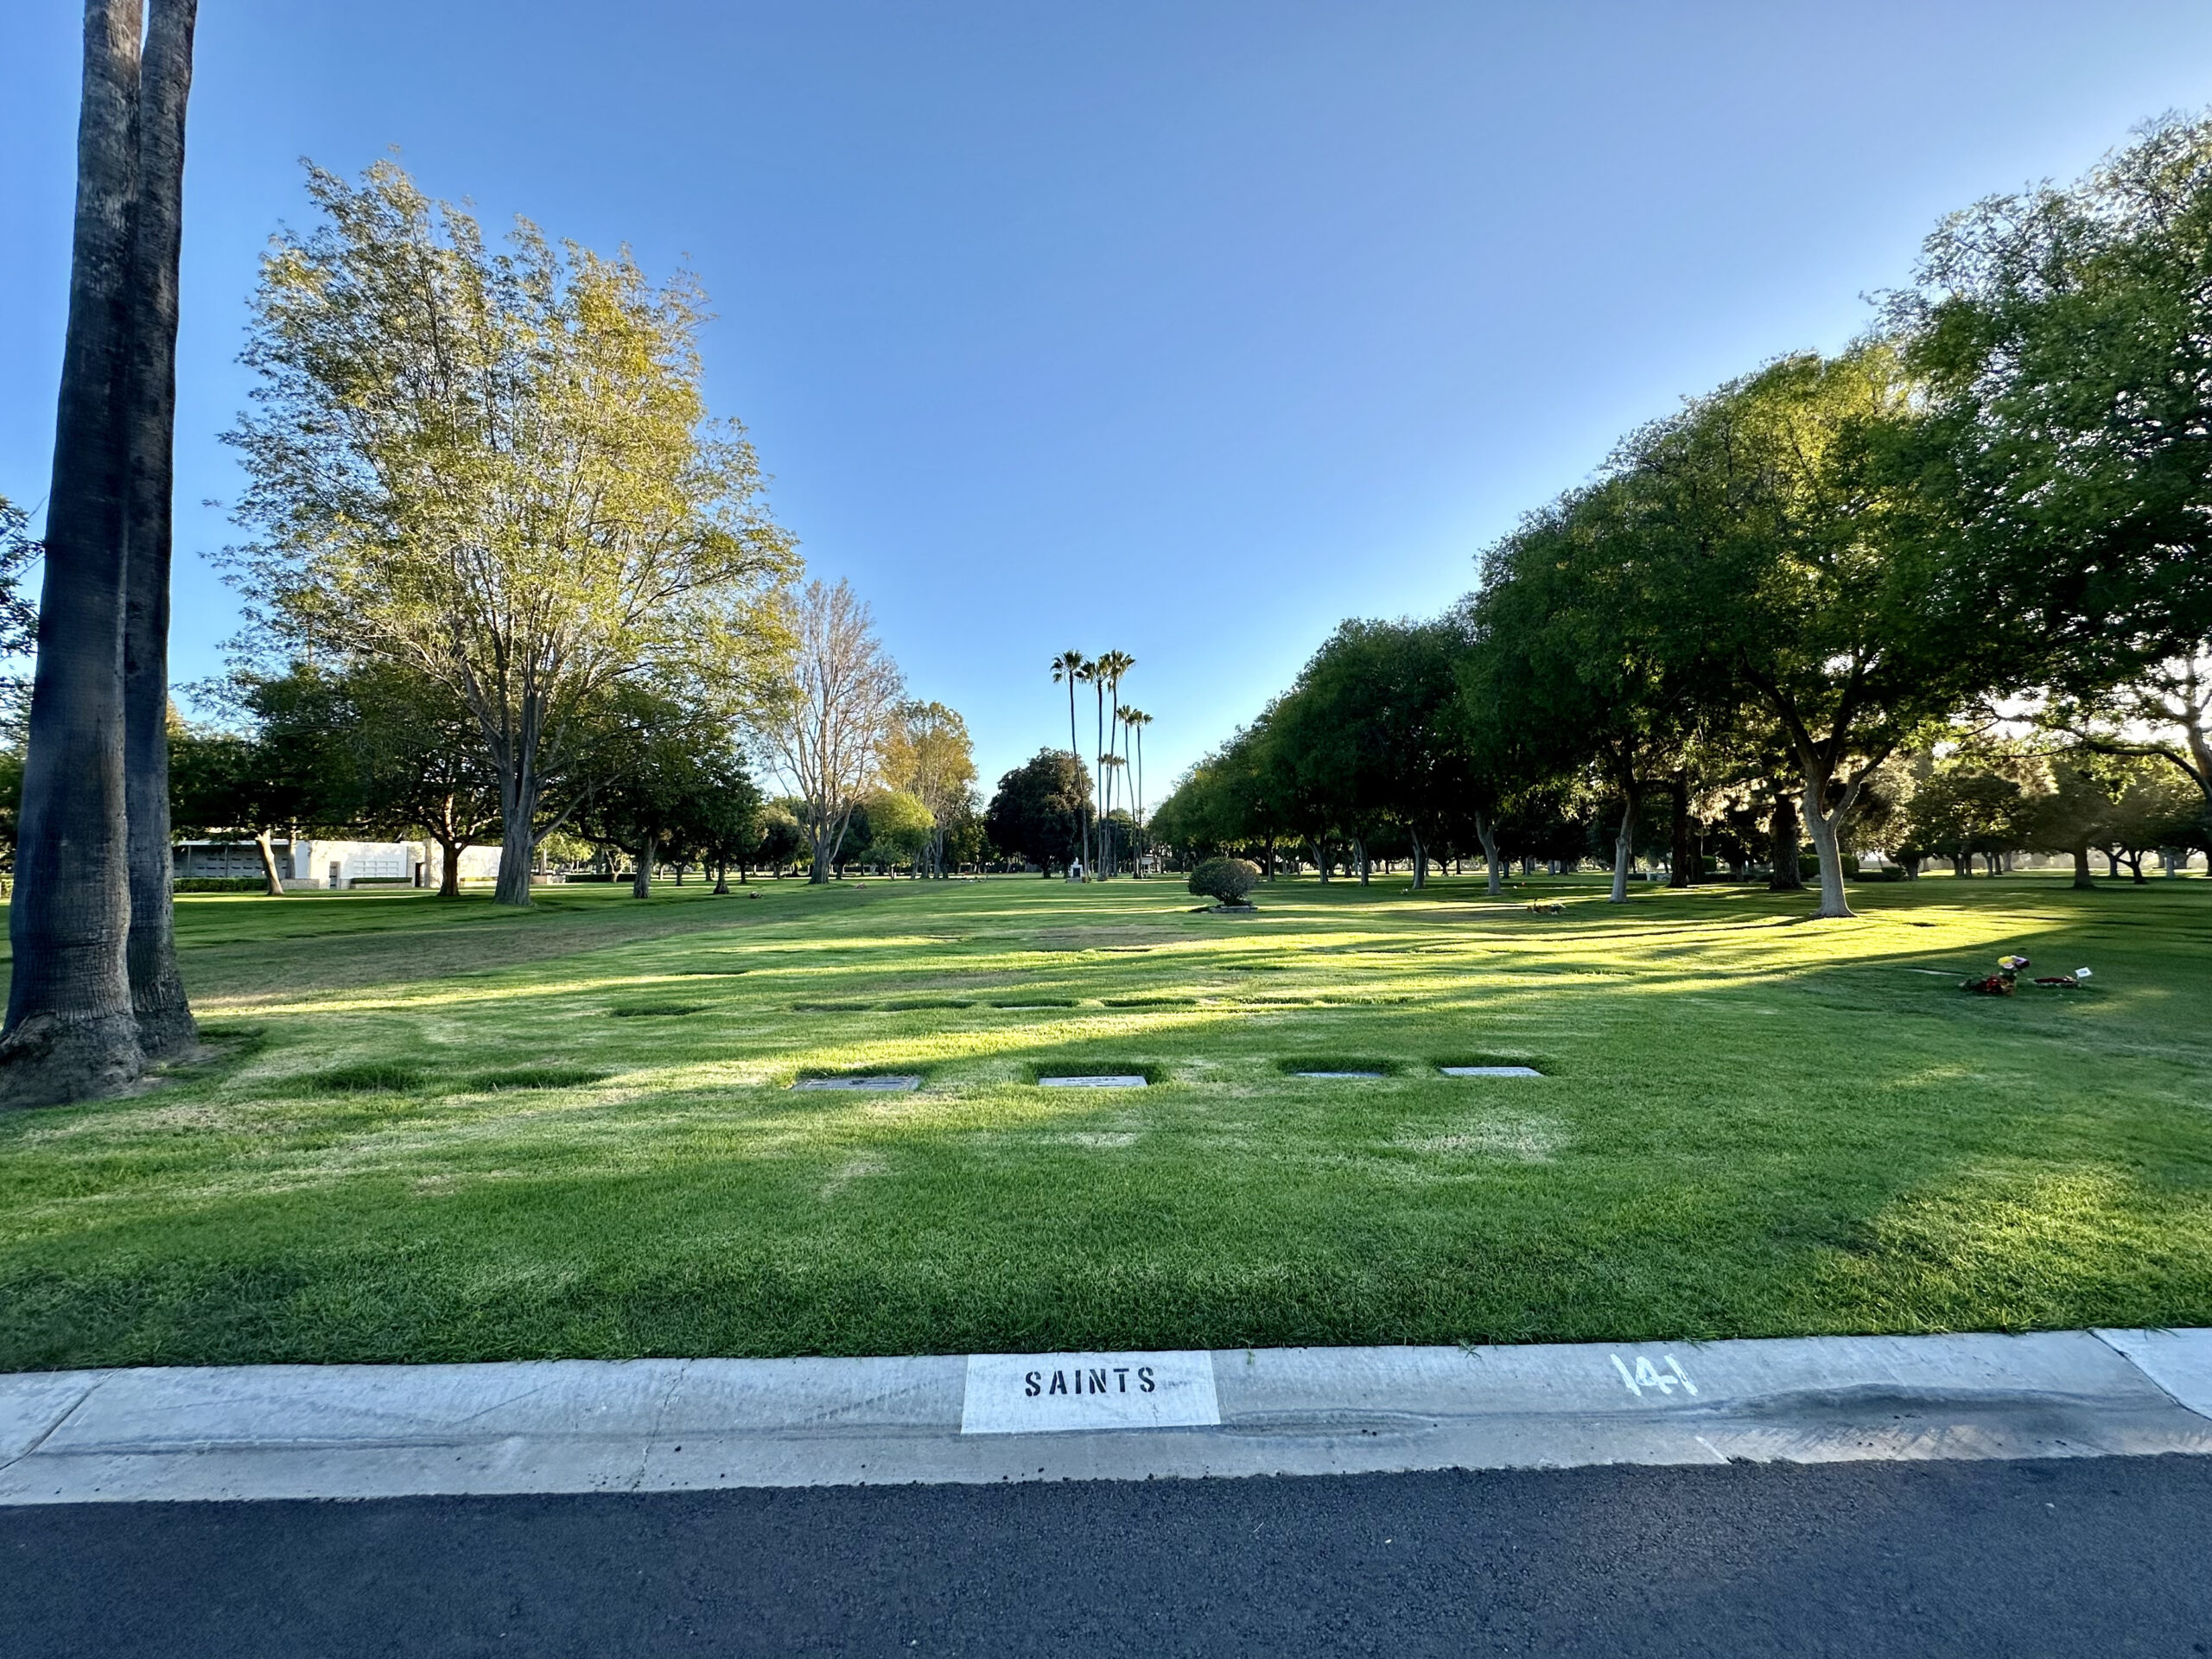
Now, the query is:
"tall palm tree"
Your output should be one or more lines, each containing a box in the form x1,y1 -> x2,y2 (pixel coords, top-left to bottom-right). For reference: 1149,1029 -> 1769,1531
1092,650 -> 1134,874
1050,650 -> 1090,875
2,0 -> 162,1108
1090,658 -> 1108,877
123,0 -> 200,1059
1120,706 -> 1151,875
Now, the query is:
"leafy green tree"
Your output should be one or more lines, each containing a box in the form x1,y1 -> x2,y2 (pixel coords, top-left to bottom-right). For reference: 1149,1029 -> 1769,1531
1900,761 -> 2031,877
227,160 -> 798,911
240,664 -> 502,898
168,713 -> 343,896
1900,113 -> 2212,809
1276,618 -> 1483,890
984,750 -> 1090,874
858,789 -> 934,873
0,499 -> 43,732
671,747 -> 761,892
573,691 -> 740,898
881,700 -> 977,877
1149,724 -> 1286,876
1625,346 -> 2008,917
756,800 -> 805,878
2100,760 -> 2206,880
1468,482 -> 1708,903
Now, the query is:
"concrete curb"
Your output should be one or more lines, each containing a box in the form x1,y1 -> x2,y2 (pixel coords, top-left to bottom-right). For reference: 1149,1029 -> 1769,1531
2,1329 -> 2208,1504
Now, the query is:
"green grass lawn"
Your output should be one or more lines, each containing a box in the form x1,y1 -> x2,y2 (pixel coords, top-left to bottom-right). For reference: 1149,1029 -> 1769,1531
2,868 -> 2209,1370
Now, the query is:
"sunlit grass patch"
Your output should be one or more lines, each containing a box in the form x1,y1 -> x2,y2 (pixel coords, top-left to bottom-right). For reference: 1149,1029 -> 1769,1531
0,869 -> 2207,1368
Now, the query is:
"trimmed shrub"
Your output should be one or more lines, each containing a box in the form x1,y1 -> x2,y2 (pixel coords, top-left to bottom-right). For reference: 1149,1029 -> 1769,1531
1188,857 -> 1261,906
174,877 -> 264,893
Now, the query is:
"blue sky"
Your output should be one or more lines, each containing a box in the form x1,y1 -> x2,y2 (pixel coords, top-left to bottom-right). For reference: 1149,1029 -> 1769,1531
4,3 -> 2211,798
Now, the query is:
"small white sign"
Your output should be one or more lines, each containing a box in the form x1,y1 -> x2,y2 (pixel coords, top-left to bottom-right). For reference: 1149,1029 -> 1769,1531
1038,1075 -> 1148,1089
960,1350 -> 1220,1434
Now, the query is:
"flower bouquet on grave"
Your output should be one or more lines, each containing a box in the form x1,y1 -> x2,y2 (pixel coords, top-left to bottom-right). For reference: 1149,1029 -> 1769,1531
1962,954 -> 2031,995
1526,901 -> 1567,915
2032,968 -> 2092,989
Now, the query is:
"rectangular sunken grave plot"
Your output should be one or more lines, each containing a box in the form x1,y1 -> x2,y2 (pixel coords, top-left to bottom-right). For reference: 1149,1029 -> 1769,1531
1039,1075 -> 1148,1089
1281,1058 -> 1395,1080
794,1074 -> 923,1091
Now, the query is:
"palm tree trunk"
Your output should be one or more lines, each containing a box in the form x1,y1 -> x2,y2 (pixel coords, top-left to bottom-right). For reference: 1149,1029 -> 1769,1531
1,0 -> 149,1109
123,0 -> 199,1059
1134,726 -> 1144,876
1101,681 -> 1115,885
1066,680 -> 1087,876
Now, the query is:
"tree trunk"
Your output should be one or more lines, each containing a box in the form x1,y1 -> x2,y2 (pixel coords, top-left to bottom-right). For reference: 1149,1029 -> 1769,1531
0,0 -> 149,1109
121,0 -> 198,1061
493,761 -> 538,907
632,841 -> 653,899
1609,797 -> 1636,903
713,860 -> 729,895
1798,770 -> 1857,920
1477,813 -> 1503,896
1262,835 -> 1274,880
1767,794 -> 1804,891
2071,845 -> 2094,889
1355,837 -> 1369,886
254,829 -> 285,897
1408,830 -> 1426,890
1668,772 -> 1694,889
434,835 -> 463,899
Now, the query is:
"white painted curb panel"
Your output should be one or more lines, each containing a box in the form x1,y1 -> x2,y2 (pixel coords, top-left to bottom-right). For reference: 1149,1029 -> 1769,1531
0,1330 -> 2205,1504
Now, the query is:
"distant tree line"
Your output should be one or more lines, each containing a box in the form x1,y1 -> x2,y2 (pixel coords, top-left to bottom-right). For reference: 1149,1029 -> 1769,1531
1151,117 -> 2212,916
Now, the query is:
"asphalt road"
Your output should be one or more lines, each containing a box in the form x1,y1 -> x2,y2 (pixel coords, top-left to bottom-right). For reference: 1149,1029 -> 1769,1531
7,1457 -> 2211,1657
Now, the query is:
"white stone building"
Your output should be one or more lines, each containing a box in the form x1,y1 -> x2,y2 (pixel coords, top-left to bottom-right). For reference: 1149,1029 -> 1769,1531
173,837 -> 503,889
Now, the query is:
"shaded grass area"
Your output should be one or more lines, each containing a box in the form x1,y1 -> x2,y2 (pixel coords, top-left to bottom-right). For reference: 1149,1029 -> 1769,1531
1,870 -> 2209,1369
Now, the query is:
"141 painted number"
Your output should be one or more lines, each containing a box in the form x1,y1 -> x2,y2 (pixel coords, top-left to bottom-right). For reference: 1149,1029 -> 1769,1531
1610,1353 -> 1698,1398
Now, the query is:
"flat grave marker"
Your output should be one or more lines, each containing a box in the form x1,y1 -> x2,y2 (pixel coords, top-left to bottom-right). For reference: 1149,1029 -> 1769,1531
1440,1065 -> 1542,1078
793,1075 -> 923,1092
960,1350 -> 1220,1434
1293,1070 -> 1387,1079
1038,1074 -> 1149,1089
